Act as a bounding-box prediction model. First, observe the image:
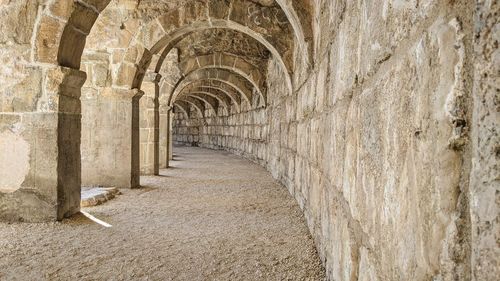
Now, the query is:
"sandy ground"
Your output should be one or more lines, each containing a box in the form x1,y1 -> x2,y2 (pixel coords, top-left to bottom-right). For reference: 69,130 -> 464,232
0,146 -> 325,281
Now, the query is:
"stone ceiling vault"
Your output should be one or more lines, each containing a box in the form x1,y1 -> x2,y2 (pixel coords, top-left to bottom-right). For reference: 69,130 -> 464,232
73,0 -> 311,118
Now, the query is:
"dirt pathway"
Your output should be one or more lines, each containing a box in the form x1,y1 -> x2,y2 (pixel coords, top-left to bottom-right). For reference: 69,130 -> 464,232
0,146 -> 325,280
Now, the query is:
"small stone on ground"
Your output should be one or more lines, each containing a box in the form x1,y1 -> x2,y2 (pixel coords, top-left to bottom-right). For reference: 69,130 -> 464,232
81,187 -> 120,207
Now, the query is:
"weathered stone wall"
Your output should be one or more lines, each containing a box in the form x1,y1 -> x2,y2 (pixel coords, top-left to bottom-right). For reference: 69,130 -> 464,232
173,104 -> 268,165
470,1 -> 499,279
171,1 -> 495,280
81,86 -> 142,188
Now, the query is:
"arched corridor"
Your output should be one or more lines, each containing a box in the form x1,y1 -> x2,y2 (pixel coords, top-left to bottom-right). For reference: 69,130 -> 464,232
0,0 -> 498,280
0,146 -> 324,280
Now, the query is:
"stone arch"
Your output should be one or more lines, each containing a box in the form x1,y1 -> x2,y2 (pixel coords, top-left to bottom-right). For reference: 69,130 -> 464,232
137,20 -> 293,93
182,82 -> 243,113
274,0 -> 314,64
78,2 -> 155,181
33,1 -> 112,67
177,65 -> 266,103
174,101 -> 191,119
0,0 -> 114,221
132,0 -> 295,92
56,3 -> 109,68
178,53 -> 266,100
183,93 -> 220,114
48,0 -> 115,219
186,90 -> 230,112
148,1 -> 293,61
178,96 -> 206,118
180,54 -> 264,87
199,84 -> 242,105
2,0 -> 304,222
170,69 -> 258,108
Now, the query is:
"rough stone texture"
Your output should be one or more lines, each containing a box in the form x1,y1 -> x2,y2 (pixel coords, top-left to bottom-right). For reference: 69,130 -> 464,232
81,88 -> 143,188
470,1 -> 499,279
176,29 -> 271,69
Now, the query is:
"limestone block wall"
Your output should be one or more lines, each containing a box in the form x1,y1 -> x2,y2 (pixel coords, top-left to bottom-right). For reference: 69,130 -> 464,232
171,1 -> 496,280
81,86 -> 142,188
470,1 -> 499,280
173,102 -> 269,165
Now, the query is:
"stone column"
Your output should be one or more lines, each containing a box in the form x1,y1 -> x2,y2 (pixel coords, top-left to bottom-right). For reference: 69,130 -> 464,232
139,73 -> 160,175
131,91 -> 142,187
81,87 -> 143,189
0,67 -> 86,222
169,110 -> 174,161
159,104 -> 171,168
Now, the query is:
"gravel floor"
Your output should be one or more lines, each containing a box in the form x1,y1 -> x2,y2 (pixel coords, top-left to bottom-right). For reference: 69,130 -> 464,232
0,146 -> 325,281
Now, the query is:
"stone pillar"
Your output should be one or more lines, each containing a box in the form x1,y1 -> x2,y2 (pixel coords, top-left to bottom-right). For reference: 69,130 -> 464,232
159,104 -> 171,168
81,87 -> 143,189
139,73 -> 160,175
131,91 -> 142,187
169,110 -> 174,161
0,67 -> 86,222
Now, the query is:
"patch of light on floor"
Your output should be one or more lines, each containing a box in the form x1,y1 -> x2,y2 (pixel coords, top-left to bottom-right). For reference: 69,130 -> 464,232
81,211 -> 112,228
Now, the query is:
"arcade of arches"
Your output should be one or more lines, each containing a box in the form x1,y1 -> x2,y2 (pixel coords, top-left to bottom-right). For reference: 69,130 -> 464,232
0,0 -> 498,280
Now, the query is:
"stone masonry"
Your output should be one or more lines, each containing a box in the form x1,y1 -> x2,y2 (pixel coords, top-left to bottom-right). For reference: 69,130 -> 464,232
0,0 -> 497,280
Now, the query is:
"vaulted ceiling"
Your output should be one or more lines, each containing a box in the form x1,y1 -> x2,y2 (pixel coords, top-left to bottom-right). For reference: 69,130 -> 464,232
82,0 -> 314,117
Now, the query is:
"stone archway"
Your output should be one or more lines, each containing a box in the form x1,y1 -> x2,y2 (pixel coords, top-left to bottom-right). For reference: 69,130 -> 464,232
0,0 -> 113,221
